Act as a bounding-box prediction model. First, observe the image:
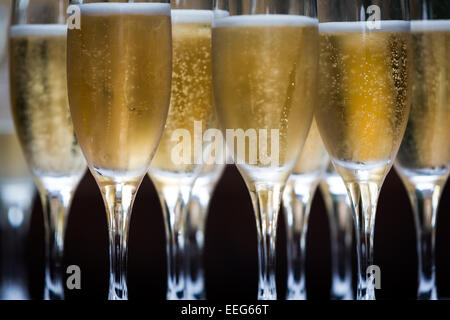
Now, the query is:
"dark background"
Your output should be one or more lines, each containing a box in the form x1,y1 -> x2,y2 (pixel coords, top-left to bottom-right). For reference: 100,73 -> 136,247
17,165 -> 450,300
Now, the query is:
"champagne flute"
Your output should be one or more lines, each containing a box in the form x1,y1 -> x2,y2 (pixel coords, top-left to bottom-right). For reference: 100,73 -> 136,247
282,120 -> 329,300
394,0 -> 450,300
148,0 -> 218,300
213,0 -> 319,300
316,0 -> 412,300
9,0 -> 87,300
320,163 -> 354,300
185,162 -> 225,300
0,1 -> 35,299
67,0 -> 172,300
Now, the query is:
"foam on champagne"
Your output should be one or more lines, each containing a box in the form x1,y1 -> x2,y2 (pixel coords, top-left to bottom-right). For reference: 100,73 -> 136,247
79,2 -> 170,16
319,20 -> 410,33
10,24 -> 66,37
172,9 -> 214,24
214,10 -> 230,19
214,14 -> 318,28
411,19 -> 450,32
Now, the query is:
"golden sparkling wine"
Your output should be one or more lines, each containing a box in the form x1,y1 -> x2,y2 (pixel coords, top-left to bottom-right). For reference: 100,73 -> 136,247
317,22 -> 411,181
67,3 -> 172,184
151,10 -> 215,177
213,15 -> 318,174
292,119 -> 329,176
9,25 -> 86,182
396,21 -> 450,177
0,125 -> 30,182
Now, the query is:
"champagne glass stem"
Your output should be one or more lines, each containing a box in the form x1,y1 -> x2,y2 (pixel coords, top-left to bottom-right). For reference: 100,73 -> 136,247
185,189 -> 210,300
326,194 -> 353,300
102,183 -> 135,300
409,184 -> 443,300
40,188 -> 74,300
346,182 -> 379,300
282,180 -> 315,300
250,183 -> 283,300
157,184 -> 190,300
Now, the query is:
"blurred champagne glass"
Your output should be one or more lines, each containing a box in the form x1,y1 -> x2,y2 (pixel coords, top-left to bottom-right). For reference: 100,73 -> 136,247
0,0 -> 35,300
9,0 -> 87,300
